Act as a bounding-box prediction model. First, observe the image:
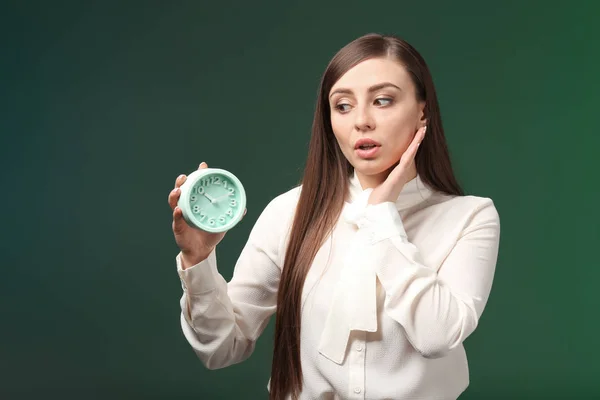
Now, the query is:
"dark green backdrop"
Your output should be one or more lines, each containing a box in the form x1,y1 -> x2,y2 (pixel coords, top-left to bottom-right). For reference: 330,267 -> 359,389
2,1 -> 599,399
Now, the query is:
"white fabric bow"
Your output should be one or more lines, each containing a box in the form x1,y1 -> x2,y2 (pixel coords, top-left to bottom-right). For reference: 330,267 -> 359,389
317,188 -> 378,364
316,173 -> 432,364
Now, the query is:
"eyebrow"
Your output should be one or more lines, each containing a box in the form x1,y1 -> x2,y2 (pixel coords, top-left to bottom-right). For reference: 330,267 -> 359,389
329,82 -> 402,100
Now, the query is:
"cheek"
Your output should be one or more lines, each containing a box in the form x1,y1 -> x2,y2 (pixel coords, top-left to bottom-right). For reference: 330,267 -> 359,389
330,117 -> 351,146
380,113 -> 418,160
330,114 -> 344,129
332,132 -> 352,162
387,104 -> 419,130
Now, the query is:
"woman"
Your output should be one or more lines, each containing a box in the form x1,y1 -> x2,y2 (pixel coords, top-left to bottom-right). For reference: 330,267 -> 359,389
168,33 -> 500,400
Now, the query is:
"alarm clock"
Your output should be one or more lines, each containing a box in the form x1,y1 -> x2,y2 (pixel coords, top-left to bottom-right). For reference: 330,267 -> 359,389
177,167 -> 247,233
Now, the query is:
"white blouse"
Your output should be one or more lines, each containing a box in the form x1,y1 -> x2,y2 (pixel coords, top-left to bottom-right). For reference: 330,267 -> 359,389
176,171 -> 501,399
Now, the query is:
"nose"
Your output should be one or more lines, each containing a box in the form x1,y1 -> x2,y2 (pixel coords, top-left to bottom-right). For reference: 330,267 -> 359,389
354,104 -> 375,132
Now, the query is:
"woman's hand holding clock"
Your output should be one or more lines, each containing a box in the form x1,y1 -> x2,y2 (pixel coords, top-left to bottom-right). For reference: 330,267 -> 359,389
169,162 -> 247,269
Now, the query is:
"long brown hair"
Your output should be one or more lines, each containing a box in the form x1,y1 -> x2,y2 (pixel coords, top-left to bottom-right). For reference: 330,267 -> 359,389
269,33 -> 463,400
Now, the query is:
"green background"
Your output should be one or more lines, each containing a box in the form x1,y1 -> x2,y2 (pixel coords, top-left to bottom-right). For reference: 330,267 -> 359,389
2,1 -> 599,398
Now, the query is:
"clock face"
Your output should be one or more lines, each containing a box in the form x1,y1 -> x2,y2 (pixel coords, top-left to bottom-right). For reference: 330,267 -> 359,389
179,168 -> 246,233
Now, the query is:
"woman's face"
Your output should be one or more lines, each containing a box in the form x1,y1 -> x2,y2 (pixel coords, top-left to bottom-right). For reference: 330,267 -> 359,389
328,57 -> 425,185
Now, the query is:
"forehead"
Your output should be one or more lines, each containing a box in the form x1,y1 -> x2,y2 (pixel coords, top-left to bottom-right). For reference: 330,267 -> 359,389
330,57 -> 412,94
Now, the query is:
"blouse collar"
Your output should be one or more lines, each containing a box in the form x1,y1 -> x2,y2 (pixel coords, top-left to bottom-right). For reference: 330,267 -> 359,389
347,169 -> 434,210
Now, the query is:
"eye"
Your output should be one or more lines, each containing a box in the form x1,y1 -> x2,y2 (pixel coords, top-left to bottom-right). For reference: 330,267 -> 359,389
374,97 -> 393,106
334,103 -> 351,113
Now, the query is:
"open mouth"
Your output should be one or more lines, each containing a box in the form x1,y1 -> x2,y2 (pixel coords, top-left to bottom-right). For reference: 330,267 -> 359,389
355,144 -> 381,158
358,144 -> 377,150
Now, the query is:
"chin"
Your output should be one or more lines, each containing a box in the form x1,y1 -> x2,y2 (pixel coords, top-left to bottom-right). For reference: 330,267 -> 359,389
352,158 -> 396,176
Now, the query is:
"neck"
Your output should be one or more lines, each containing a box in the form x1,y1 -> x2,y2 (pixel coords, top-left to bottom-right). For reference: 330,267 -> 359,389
355,163 -> 418,190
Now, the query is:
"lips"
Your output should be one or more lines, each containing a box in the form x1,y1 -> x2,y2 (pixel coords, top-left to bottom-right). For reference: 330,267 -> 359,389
354,138 -> 381,150
354,138 -> 381,159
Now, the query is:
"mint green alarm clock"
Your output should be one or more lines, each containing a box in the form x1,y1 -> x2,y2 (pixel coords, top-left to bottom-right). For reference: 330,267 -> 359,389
177,168 -> 246,233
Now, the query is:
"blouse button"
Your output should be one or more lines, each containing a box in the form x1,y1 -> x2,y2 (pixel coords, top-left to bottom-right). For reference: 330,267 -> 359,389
354,387 -> 362,394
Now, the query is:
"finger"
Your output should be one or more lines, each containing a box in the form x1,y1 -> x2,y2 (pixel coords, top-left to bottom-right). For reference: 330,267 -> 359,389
413,125 -> 427,148
198,161 -> 208,170
168,187 -> 181,209
391,129 -> 425,183
417,125 -> 427,144
172,206 -> 186,234
401,126 -> 427,163
175,174 -> 187,189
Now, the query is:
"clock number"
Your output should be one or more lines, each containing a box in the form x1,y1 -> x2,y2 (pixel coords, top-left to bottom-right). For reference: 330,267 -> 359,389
194,186 -> 205,194
208,218 -> 215,226
190,195 -> 197,202
223,180 -> 228,189
230,199 -> 237,207
213,177 -> 221,185
226,208 -> 233,217
228,187 -> 235,195
218,216 -> 226,224
192,206 -> 199,213
199,213 -> 206,221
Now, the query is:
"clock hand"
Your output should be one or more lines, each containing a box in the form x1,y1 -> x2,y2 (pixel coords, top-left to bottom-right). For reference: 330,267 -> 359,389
214,194 -> 231,203
203,193 -> 216,203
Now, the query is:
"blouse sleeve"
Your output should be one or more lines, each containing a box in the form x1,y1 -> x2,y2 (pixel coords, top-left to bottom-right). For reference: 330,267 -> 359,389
175,193 -> 291,369
356,198 -> 500,358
